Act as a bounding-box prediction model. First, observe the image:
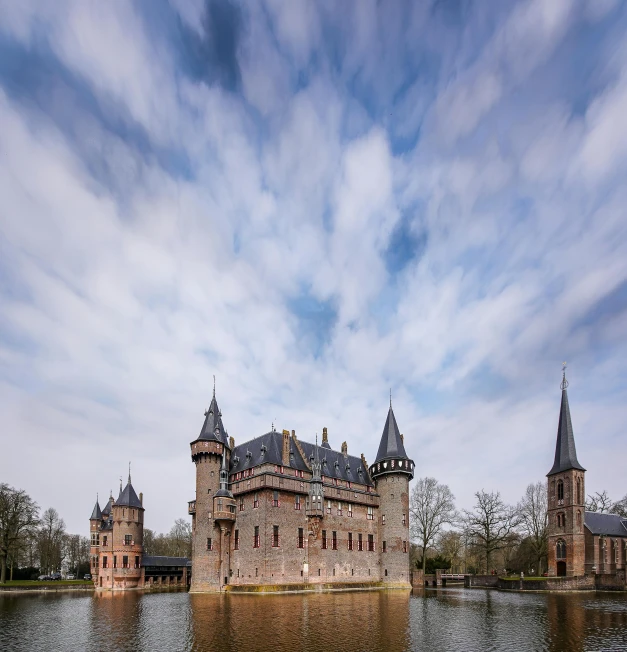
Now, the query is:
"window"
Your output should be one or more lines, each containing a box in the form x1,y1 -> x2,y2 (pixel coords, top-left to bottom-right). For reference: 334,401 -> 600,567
367,507 -> 374,520
102,556 -> 108,568
326,500 -> 332,515
556,539 -> 566,560
337,502 -> 343,516
207,538 -> 213,551
382,514 -> 386,525
217,499 -> 223,512
576,478 -> 582,504
348,532 -> 353,551
123,556 -> 129,569
402,513 -> 406,526
383,541 -> 387,553
322,530 -> 327,550
254,493 -> 259,509
113,556 -> 117,569
254,526 -> 260,548
272,525 -> 280,548
603,538 -> 607,563
332,531 -> 337,550
295,495 -> 301,511
273,491 -> 280,507
234,530 -> 239,551
103,536 -> 108,546
134,556 -> 139,569
577,511 -> 581,527
368,534 -> 374,552
348,504 -> 353,517
403,541 -> 408,553
239,497 -> 245,511
124,535 -> 132,546
298,528 -> 304,549
614,540 -> 619,564
557,480 -> 564,501
358,533 -> 363,551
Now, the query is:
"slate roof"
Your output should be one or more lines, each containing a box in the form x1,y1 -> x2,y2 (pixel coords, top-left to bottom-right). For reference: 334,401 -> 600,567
548,388 -> 586,476
142,556 -> 190,568
229,431 -> 373,486
116,479 -> 143,508
90,500 -> 102,521
101,496 -> 114,517
195,393 -> 230,448
584,511 -> 627,537
374,406 -> 409,463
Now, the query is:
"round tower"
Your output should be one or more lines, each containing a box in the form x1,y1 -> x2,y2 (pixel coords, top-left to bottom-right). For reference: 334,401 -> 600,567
369,401 -> 414,587
89,497 -> 102,584
190,387 -> 232,592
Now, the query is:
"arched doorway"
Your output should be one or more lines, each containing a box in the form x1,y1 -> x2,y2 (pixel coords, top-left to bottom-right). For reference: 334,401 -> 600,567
556,539 -> 566,576
557,561 -> 566,576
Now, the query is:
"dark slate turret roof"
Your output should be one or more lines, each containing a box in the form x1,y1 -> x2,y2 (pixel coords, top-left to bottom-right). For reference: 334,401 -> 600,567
90,499 -> 102,521
196,393 -> 230,448
584,512 -> 627,537
374,406 -> 409,463
101,495 -> 114,517
142,556 -> 190,568
547,388 -> 586,476
116,478 -> 143,509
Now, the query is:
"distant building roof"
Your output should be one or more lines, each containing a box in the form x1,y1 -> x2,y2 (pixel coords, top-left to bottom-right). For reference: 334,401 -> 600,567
142,556 -> 190,567
547,383 -> 585,476
584,512 -> 627,537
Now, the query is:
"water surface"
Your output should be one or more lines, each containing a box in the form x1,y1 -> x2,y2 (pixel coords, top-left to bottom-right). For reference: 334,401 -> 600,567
2,588 -> 627,651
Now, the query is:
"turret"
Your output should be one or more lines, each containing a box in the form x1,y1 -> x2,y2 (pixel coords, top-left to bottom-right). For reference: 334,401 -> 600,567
89,497 -> 102,583
547,365 -> 586,577
306,435 -> 324,518
369,398 -> 414,586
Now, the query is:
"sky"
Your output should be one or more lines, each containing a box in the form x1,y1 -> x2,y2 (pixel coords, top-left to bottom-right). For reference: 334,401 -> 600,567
1,0 -> 626,536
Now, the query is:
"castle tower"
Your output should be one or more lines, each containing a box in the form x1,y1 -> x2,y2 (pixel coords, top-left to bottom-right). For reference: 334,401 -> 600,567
89,497 -> 102,583
109,469 -> 144,589
547,367 -> 586,577
189,385 -> 233,592
369,399 -> 414,586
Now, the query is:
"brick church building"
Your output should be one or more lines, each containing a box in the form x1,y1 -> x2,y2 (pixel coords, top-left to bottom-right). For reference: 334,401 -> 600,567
547,369 -> 627,580
188,390 -> 414,592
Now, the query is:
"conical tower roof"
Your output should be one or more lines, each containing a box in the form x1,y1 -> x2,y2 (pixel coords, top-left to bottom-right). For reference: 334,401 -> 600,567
547,372 -> 585,476
116,471 -> 143,509
374,405 -> 409,463
196,390 -> 230,448
101,493 -> 114,517
90,498 -> 102,521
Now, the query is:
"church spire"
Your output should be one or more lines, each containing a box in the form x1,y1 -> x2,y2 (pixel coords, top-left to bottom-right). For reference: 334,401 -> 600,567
197,381 -> 230,448
547,364 -> 586,476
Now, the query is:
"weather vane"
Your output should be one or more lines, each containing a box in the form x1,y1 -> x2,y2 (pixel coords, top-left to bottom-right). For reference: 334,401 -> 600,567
561,362 -> 569,390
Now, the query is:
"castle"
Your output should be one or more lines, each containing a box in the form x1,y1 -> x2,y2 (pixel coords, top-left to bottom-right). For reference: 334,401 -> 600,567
546,369 -> 626,582
188,390 -> 414,592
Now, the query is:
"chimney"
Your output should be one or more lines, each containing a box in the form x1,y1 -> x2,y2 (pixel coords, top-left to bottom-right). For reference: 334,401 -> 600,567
292,429 -> 296,439
400,434 -> 404,443
282,429 -> 290,466
139,492 -> 143,506
229,436 -> 235,449
341,441 -> 348,455
322,427 -> 329,446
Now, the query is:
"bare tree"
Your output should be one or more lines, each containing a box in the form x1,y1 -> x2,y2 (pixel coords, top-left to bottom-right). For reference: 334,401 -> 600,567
436,531 -> 463,573
169,519 -> 192,558
38,508 -> 66,574
586,490 -> 613,513
517,482 -> 548,574
610,494 -> 627,518
0,484 -> 39,583
462,490 -> 519,574
410,477 -> 456,572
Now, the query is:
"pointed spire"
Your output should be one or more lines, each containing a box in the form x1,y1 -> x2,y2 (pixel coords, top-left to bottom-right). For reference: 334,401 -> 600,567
90,496 -> 102,521
197,385 -> 229,447
548,364 -> 586,476
213,374 -> 216,398
374,403 -> 409,463
390,388 -> 392,408
128,461 -> 131,485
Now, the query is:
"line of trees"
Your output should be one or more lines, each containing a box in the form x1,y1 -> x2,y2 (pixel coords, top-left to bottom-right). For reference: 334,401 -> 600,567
144,519 -> 192,558
0,483 -> 89,583
409,476 -> 627,576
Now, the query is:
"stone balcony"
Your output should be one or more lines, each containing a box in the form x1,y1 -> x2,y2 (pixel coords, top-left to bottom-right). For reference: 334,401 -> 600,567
213,496 -> 236,523
188,500 -> 196,515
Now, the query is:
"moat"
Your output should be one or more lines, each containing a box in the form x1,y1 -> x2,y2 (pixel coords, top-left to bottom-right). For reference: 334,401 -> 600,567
2,588 -> 627,651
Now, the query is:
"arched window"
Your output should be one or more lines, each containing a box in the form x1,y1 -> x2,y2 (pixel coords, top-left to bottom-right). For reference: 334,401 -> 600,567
557,480 -> 564,501
576,478 -> 582,505
577,510 -> 581,528
556,540 -> 566,559
614,540 -> 619,564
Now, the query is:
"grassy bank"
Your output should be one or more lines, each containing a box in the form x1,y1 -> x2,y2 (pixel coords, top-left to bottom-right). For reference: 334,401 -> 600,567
1,580 -> 93,587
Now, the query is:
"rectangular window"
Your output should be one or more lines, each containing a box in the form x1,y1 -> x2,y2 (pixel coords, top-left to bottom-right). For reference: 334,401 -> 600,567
368,534 -> 374,552
322,530 -> 327,550
254,526 -> 260,548
326,500 -> 332,515
383,541 -> 387,553
367,507 -> 374,520
332,531 -> 338,551
295,495 -> 301,510
382,514 -> 386,525
253,493 -> 259,509
123,555 -> 129,568
113,556 -> 117,569
234,530 -> 239,551
298,527 -> 304,549
403,541 -> 407,553
337,502 -> 343,516
348,532 -> 353,551
239,497 -> 245,511
272,525 -> 280,548
402,513 -> 406,526
273,491 -> 280,507
124,534 -> 132,545
358,533 -> 363,551
207,538 -> 213,551
103,535 -> 108,546
348,504 -> 353,517
102,556 -> 108,568
135,556 -> 139,569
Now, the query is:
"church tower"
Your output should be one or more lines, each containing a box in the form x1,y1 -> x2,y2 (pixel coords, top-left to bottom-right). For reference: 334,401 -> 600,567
369,399 -> 414,586
189,384 -> 233,592
547,366 -> 586,577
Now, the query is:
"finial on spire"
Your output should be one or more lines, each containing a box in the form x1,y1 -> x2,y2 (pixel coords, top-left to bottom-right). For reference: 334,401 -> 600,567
128,461 -> 131,484
213,374 -> 216,398
119,476 -> 123,492
561,362 -> 569,390
390,388 -> 392,408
